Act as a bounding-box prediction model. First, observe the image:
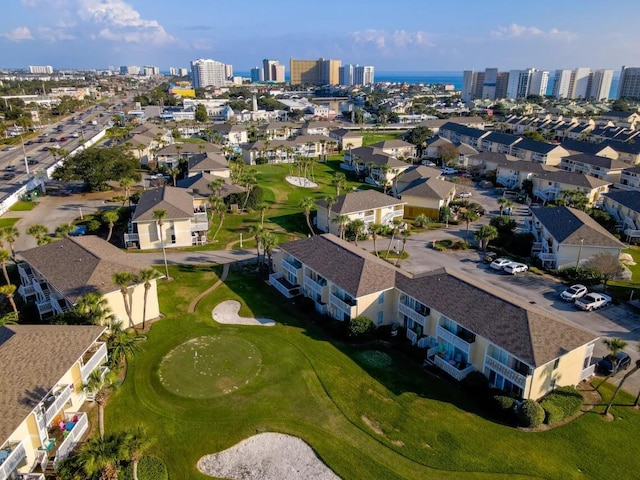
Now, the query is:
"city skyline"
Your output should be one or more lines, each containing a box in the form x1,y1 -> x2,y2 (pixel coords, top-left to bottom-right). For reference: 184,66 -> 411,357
1,0 -> 640,71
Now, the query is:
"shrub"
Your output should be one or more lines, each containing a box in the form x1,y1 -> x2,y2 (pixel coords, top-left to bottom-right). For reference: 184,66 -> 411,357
348,316 -> 376,340
540,386 -> 583,420
462,371 -> 489,391
451,240 -> 470,250
557,267 -> 602,286
542,402 -> 564,425
518,399 -> 545,428
119,456 -> 168,480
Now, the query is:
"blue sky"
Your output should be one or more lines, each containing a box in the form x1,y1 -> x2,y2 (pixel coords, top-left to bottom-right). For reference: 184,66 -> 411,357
1,0 -> 639,72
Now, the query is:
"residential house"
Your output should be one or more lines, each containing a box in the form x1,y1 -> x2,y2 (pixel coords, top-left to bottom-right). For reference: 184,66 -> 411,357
177,172 -> 245,200
155,143 -> 221,169
369,140 -> 417,160
186,152 -> 230,178
302,121 -> 334,136
242,135 -> 333,165
564,121 -> 595,141
341,145 -> 409,187
315,190 -> 406,235
602,190 -> 640,242
395,174 -> 456,219
531,170 -> 610,206
619,166 -> 640,191
262,122 -> 302,140
467,152 -> 519,173
598,110 -> 640,128
208,124 -> 248,146
560,154 -> 629,183
561,139 -> 619,160
601,140 -> 640,166
125,186 -> 209,249
495,160 -> 548,190
510,139 -> 570,166
329,128 -> 363,150
421,116 -> 485,135
528,206 -> 625,269
437,122 -> 489,150
0,324 -> 109,478
17,236 -> 160,325
479,132 -> 522,154
269,234 -> 598,400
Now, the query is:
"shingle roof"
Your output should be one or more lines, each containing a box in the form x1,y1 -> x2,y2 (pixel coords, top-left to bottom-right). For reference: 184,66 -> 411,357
440,122 -> 486,138
330,128 -> 361,139
513,139 -> 561,155
603,190 -> 640,214
131,186 -> 194,222
561,139 -> 612,156
482,131 -> 522,146
0,325 -> 105,441
468,152 -> 519,163
534,169 -> 610,189
531,206 -> 625,248
371,139 -> 415,149
399,165 -> 442,183
400,177 -> 454,200
563,154 -> 628,170
187,152 -> 229,172
177,172 -> 245,199
316,189 -> 405,214
350,146 -> 406,168
156,143 -> 220,155
602,139 -> 640,155
19,236 -> 151,302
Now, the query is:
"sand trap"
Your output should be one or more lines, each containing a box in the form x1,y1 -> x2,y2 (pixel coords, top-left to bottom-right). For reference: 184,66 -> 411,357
197,433 -> 341,480
212,300 -> 276,326
286,176 -> 318,188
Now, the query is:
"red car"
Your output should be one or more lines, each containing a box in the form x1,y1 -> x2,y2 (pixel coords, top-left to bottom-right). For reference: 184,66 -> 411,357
59,136 -> 68,141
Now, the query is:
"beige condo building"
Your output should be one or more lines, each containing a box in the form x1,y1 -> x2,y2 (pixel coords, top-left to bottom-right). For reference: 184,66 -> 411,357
289,58 -> 341,85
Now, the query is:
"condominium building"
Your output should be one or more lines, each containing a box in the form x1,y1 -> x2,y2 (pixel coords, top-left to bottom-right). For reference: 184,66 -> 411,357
143,65 -> 160,76
339,64 -> 375,86
28,65 -> 53,74
251,66 -> 264,83
190,58 -> 227,88
570,67 -> 592,99
553,70 -> 572,98
482,68 -> 499,100
462,68 -> 507,101
119,65 -> 140,75
506,68 -> 546,99
618,66 -> 640,100
262,59 -> 285,83
529,70 -> 550,96
590,69 -> 614,100
289,58 -> 341,85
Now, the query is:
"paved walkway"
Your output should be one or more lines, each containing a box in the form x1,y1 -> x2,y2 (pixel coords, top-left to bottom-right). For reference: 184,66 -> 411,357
188,263 -> 230,313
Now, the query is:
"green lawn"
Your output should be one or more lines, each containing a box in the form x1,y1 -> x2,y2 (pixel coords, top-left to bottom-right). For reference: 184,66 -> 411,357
609,245 -> 640,299
106,265 -> 640,480
9,200 -> 38,211
362,132 -> 403,146
0,218 -> 19,228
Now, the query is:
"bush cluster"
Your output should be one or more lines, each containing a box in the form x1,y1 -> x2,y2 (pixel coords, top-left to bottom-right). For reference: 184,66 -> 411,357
119,456 -> 168,480
555,267 -> 602,285
517,399 -> 545,428
540,386 -> 583,424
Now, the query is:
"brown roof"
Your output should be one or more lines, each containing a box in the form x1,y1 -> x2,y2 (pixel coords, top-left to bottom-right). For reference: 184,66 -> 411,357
187,152 -> 229,173
129,123 -> 165,139
132,186 -> 194,222
330,128 -> 362,139
19,236 -> 151,302
399,165 -> 442,184
0,325 -> 105,442
400,177 -> 454,200
371,139 -> 416,149
156,143 -> 220,156
350,146 -> 406,168
316,189 -> 405,214
177,172 -> 245,199
533,169 -> 610,189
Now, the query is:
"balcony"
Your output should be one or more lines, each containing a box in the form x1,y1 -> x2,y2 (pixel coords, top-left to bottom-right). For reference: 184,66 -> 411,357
282,257 -> 302,277
484,356 -> 528,389
436,324 -> 475,356
329,292 -> 356,312
398,303 -> 428,327
80,342 -> 108,383
580,364 -> 596,382
17,474 -> 45,480
42,384 -> 72,425
434,355 -> 474,382
52,413 -> 89,468
269,273 -> 300,299
0,440 -> 27,480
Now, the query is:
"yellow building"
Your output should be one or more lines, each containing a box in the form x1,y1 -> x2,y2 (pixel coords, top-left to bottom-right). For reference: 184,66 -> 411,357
289,58 -> 341,85
270,234 -> 598,400
0,324 -> 108,478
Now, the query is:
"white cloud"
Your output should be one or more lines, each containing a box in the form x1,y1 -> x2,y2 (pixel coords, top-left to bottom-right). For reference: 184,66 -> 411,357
490,23 -> 575,41
1,26 -> 34,42
350,29 -> 435,51
38,26 -> 75,42
193,39 -> 213,51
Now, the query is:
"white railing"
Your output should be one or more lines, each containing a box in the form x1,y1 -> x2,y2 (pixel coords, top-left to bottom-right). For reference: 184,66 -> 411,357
268,273 -> 296,299
407,329 -> 418,345
484,356 -> 527,389
314,302 -> 328,315
190,222 -> 209,232
53,413 -> 88,467
363,215 -> 375,223
0,439 -> 27,480
281,259 -> 300,278
17,284 -> 36,300
580,364 -> 596,382
434,355 -> 474,381
585,343 -> 595,358
436,325 -> 471,356
43,384 -> 72,425
398,303 -> 427,327
624,228 -> 640,239
80,342 -> 108,382
303,278 -> 324,300
329,293 -> 355,313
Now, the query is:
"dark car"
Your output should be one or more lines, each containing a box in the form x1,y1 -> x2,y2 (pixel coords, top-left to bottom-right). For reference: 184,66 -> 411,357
596,352 -> 632,375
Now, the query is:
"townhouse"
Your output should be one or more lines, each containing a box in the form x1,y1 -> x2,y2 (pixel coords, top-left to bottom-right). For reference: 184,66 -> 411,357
602,190 -> 640,242
438,122 -> 489,149
560,154 -> 629,183
560,139 -> 619,160
17,236 -> 160,326
341,145 -> 410,187
479,132 -> 522,154
208,124 -> 247,146
329,128 -> 363,150
393,165 -> 456,219
155,142 -> 222,170
528,206 -> 626,269
531,169 -> 610,206
619,166 -> 640,191
0,325 -> 109,479
241,135 -> 334,165
269,234 -> 598,400
602,140 -> 640,166
186,152 -> 230,178
177,172 -> 245,201
510,139 -> 570,166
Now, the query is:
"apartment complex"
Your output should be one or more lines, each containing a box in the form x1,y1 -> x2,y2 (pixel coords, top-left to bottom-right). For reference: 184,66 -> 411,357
190,58 -> 227,88
269,234 -> 598,400
262,59 -> 285,83
28,65 -> 53,74
289,58 -> 341,85
339,64 -> 375,86
618,66 -> 640,100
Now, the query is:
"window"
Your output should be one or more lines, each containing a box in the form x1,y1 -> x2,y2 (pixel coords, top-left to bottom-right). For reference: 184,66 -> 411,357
378,292 -> 384,304
549,379 -> 557,390
171,234 -> 176,244
553,358 -> 560,370
376,311 -> 383,325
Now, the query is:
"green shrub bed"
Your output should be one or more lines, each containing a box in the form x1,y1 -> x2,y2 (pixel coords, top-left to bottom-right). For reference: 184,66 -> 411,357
539,386 -> 583,423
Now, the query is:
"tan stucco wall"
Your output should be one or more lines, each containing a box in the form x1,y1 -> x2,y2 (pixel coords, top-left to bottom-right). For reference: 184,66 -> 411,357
528,344 -> 590,400
136,218 -> 193,250
104,280 -> 160,327
355,288 -> 398,326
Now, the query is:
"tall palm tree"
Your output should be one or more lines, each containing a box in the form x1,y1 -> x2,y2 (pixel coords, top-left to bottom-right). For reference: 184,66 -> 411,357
105,320 -> 143,369
0,284 -> 18,315
380,164 -> 391,193
137,268 -> 160,330
119,177 -> 134,206
349,219 -> 365,246
102,210 -> 119,243
385,219 -> 402,258
1,226 -> 19,259
77,431 -> 127,478
602,338 -> 628,378
0,249 -> 11,285
208,177 -> 225,198
152,209 -> 170,280
209,196 -> 226,242
112,271 -> 135,328
123,425 -> 153,480
369,223 -> 383,257
474,225 -> 498,252
331,172 -> 347,196
461,209 -> 479,238
81,369 -> 115,440
256,203 -> 268,227
169,167 -> 180,187
260,231 -> 277,272
26,223 -> 50,245
333,215 -> 350,240
249,224 -> 264,267
324,195 -> 336,232
497,197 -> 513,216
75,292 -> 112,325
395,227 -> 412,267
299,197 -> 315,236
241,170 -> 257,211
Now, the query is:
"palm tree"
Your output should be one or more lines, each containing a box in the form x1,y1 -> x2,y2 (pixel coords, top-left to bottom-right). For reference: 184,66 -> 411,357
1,226 -> 19,259
414,213 -> 431,228
105,321 -> 143,369
474,225 -> 498,252
333,215 -> 350,240
461,209 -> 480,238
395,227 -> 411,267
331,172 -> 347,196
385,219 -> 402,258
349,219 -> 365,246
81,369 -> 115,440
256,203 -> 268,227
324,195 -> 336,232
0,284 -> 18,315
299,197 -> 315,236
602,338 -> 628,378
102,210 -> 119,243
260,230 -> 277,271
0,249 -> 11,285
77,431 -> 127,479
152,209 -> 170,280
119,178 -> 135,207
123,425 -> 152,480
249,224 -> 264,267
497,197 -> 513,216
209,196 -> 226,242
136,268 -> 160,330
380,164 -> 391,193
241,170 -> 257,211
55,222 -> 75,238
26,223 -> 50,245
369,223 -> 383,257
169,167 -> 180,187
112,271 -> 135,328
208,177 -> 225,198
75,292 -> 112,325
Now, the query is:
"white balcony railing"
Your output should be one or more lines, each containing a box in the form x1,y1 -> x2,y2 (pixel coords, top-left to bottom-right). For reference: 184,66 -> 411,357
580,364 -> 596,382
407,328 -> 418,345
329,293 -> 355,313
268,273 -> 299,299
80,342 -> 108,383
281,258 -> 301,278
398,303 -> 428,328
0,439 -> 27,480
53,413 -> 88,468
436,325 -> 471,356
190,222 -> 209,232
43,384 -> 72,425
484,356 -> 528,389
434,355 -> 474,381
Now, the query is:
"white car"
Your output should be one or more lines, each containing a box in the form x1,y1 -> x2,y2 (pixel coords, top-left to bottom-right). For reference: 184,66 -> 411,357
489,258 -> 512,270
503,262 -> 528,274
457,191 -> 472,198
560,284 -> 588,302
421,160 -> 436,166
575,292 -> 612,311
441,167 -> 458,175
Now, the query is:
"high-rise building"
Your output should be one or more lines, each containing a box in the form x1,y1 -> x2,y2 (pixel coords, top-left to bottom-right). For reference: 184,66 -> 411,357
495,72 -> 510,99
462,68 -> 508,101
354,66 -> 374,85
290,58 -> 341,85
552,70 -> 572,98
29,65 -> 53,74
224,64 -> 234,79
482,68 -> 498,100
190,58 -> 227,88
178,68 -> 188,77
528,70 -> 550,96
617,66 -> 640,100
461,70 -> 476,102
119,65 -> 140,75
339,64 -> 355,85
473,71 -> 485,99
569,68 -> 591,99
589,69 -> 613,100
506,69 -> 536,99
143,66 -> 160,76
169,67 -> 178,76
262,59 -> 285,83
251,66 -> 264,83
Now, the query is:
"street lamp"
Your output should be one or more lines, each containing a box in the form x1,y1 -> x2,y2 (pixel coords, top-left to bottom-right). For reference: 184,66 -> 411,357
575,238 -> 584,269
20,134 -> 30,177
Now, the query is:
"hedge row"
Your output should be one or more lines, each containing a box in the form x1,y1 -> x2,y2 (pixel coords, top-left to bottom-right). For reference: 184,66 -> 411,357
540,386 -> 583,424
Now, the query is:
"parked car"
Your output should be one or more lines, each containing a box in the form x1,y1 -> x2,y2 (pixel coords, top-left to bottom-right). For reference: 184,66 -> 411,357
596,352 -> 632,375
489,258 -> 513,270
457,191 -> 472,198
503,262 -> 528,274
421,160 -> 436,166
483,252 -> 498,264
5,165 -> 16,172
2,172 -> 16,180
441,167 -> 458,175
560,284 -> 588,302
575,292 -> 612,311
27,157 -> 39,165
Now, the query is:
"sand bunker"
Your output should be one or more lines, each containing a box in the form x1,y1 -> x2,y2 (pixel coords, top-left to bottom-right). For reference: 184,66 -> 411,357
212,300 -> 276,326
197,433 -> 340,480
286,176 -> 318,188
